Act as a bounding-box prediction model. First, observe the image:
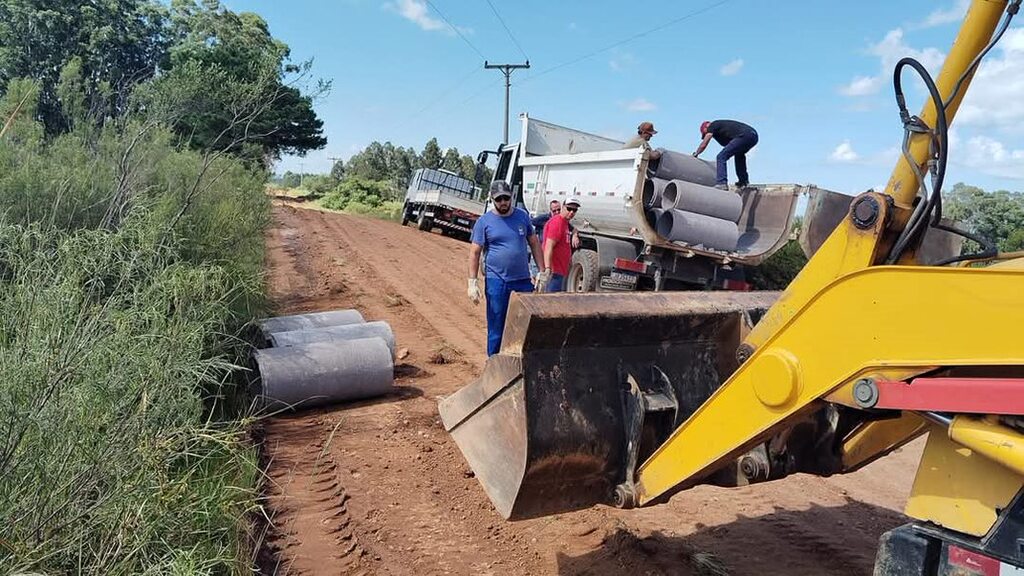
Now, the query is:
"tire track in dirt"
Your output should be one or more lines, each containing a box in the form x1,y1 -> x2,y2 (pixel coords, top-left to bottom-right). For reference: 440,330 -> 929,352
261,202 -> 923,576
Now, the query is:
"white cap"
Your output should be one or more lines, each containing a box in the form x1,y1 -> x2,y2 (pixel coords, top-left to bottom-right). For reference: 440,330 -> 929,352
565,198 -> 582,208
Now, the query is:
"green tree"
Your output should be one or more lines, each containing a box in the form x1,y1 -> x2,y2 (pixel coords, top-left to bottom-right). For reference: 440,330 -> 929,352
155,0 -> 326,164
441,146 -> 461,173
280,171 -> 301,188
421,137 -> 442,169
330,158 -> 345,181
747,241 -> 808,290
945,182 -> 1024,251
0,0 -> 170,134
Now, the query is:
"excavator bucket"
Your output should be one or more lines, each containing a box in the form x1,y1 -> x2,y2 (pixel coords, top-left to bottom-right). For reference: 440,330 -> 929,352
439,291 -> 779,520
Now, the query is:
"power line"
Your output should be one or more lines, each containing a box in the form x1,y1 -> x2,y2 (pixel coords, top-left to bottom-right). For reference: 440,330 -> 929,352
424,0 -> 487,61
484,0 -> 529,61
520,0 -> 734,85
406,65 -> 482,122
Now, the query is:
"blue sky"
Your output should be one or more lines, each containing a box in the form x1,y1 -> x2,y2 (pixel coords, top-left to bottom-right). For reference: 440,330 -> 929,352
225,0 -> 1024,194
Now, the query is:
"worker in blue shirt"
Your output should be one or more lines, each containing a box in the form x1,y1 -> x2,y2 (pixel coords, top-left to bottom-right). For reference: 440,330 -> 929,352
468,181 -> 545,356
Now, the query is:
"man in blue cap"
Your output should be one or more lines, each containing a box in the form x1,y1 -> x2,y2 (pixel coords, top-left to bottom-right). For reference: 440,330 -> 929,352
467,181 -> 545,356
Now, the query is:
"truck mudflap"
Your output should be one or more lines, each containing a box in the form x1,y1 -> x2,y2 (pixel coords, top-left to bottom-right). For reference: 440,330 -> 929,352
438,291 -> 779,520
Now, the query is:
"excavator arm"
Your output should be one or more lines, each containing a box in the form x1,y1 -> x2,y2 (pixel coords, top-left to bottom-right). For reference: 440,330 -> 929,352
441,1 -> 1024,572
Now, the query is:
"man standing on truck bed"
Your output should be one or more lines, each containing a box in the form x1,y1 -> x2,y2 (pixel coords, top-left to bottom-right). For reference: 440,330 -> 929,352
623,121 -> 663,161
693,119 -> 759,190
537,198 -> 580,293
467,181 -> 545,356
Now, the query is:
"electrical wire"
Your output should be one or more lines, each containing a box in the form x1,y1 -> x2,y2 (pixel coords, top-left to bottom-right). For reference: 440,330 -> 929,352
518,0 -> 734,85
424,0 -> 488,61
484,0 -> 529,61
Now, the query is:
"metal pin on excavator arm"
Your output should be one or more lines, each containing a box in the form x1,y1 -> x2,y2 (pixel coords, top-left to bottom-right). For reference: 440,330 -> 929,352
442,1 -> 1024,572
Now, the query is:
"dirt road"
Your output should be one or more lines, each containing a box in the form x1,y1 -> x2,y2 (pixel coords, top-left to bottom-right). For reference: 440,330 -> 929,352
260,202 -> 924,575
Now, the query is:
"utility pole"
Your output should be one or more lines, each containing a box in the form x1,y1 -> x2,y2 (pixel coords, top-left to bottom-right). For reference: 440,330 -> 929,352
484,60 -> 530,145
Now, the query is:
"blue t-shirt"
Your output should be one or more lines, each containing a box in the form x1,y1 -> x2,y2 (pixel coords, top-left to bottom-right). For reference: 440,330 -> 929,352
471,208 -> 535,281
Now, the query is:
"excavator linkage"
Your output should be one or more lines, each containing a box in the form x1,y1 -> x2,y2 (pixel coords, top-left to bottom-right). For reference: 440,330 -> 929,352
439,291 -> 779,520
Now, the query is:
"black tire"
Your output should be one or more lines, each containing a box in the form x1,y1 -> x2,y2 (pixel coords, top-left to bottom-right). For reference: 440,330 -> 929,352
566,249 -> 599,293
401,213 -> 410,226
417,216 -> 433,232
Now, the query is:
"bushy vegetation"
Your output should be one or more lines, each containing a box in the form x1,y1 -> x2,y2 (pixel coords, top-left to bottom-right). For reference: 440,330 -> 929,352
0,81 -> 270,573
0,0 -> 323,571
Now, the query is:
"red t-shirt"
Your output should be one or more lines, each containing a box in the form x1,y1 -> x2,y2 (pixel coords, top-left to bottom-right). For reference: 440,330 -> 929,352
542,214 -> 572,275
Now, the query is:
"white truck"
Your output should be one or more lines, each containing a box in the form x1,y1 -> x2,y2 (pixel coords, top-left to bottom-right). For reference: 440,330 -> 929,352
401,168 -> 485,241
478,114 -> 830,291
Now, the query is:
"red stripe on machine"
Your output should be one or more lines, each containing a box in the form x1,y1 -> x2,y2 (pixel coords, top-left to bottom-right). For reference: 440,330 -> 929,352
614,258 -> 647,274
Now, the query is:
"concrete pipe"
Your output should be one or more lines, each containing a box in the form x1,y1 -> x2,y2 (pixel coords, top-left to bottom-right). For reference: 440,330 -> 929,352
253,337 -> 394,412
269,320 -> 396,358
645,207 -> 665,229
656,209 -> 740,252
259,309 -> 365,343
660,180 -> 743,222
642,178 -> 670,208
652,150 -> 717,187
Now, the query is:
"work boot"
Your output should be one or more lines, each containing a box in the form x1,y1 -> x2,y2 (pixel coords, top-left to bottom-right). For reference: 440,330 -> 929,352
714,183 -> 729,191
735,181 -> 750,189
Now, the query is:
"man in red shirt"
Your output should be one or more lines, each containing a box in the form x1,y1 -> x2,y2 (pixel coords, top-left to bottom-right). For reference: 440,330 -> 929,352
537,198 -> 580,292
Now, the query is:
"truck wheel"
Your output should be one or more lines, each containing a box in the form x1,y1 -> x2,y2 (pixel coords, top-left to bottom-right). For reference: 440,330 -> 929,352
567,249 -> 599,293
418,217 -> 433,232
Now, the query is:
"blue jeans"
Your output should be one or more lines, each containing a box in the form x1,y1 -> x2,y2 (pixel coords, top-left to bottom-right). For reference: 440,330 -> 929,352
485,276 -> 535,356
716,131 -> 759,185
547,273 -> 564,292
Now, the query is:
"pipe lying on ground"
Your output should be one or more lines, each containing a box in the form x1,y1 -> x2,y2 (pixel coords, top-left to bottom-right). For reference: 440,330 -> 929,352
269,320 -> 396,358
652,150 -> 717,187
642,178 -> 670,208
660,180 -> 743,222
259,309 -> 365,342
656,209 -> 740,252
252,337 -> 394,412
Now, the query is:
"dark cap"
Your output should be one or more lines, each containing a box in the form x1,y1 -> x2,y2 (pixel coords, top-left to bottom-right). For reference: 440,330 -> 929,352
638,121 -> 657,135
489,181 -> 513,199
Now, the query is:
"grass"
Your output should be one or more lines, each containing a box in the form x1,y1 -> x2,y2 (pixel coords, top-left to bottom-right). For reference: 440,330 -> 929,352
0,86 -> 270,574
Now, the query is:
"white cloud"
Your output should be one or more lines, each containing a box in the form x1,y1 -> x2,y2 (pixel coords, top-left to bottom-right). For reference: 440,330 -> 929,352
917,0 -> 970,29
955,134 -> 1024,179
839,29 -> 944,97
720,58 -> 744,76
956,28 -> 1024,130
840,75 -> 883,97
625,98 -> 657,112
609,50 -> 637,72
387,0 -> 460,34
829,141 -> 860,162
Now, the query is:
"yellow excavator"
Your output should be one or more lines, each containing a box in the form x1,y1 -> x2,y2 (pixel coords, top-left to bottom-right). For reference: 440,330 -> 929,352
440,1 -> 1024,573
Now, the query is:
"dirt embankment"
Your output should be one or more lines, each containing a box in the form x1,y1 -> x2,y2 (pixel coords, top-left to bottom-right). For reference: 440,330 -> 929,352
260,202 -> 923,575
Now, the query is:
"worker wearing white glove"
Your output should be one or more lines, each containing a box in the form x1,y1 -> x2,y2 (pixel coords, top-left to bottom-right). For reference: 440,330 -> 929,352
468,182 -> 545,356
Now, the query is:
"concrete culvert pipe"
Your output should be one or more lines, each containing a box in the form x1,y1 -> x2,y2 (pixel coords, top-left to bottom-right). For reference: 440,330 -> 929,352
642,178 -> 670,208
259,309 -> 365,342
652,150 -> 717,187
660,180 -> 743,222
252,337 -> 394,412
656,209 -> 741,252
268,320 -> 396,358
645,207 -> 664,229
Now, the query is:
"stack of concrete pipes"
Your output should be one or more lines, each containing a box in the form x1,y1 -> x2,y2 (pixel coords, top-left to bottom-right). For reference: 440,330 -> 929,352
643,150 -> 742,252
251,309 -> 395,412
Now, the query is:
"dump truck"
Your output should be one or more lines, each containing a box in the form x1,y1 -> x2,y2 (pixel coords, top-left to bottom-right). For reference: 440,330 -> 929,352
442,1 -> 1024,573
477,115 -> 836,291
401,167 -> 484,241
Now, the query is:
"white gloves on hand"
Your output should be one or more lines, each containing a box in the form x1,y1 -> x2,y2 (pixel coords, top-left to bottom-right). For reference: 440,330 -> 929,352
467,278 -> 481,304
535,269 -> 552,293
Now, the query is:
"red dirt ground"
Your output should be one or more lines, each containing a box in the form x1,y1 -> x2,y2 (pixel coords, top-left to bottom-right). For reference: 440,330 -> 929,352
259,202 -> 925,575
